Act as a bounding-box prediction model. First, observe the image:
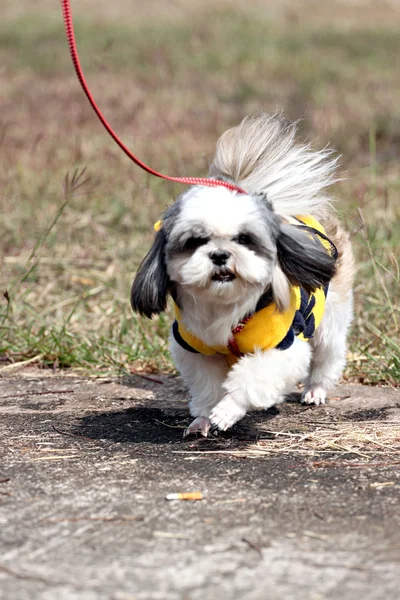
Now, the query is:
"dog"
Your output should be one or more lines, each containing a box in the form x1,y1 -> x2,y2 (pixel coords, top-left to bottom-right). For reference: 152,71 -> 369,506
131,113 -> 354,436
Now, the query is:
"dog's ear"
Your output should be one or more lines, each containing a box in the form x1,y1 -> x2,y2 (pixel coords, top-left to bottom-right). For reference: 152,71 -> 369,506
131,228 -> 170,318
276,223 -> 336,294
271,264 -> 291,312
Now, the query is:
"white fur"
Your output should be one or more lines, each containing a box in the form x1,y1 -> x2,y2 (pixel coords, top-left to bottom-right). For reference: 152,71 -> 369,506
133,113 -> 353,434
175,337 -> 312,435
167,189 -> 278,346
170,333 -> 229,419
210,339 -> 312,430
170,116 -> 350,433
302,287 -> 353,406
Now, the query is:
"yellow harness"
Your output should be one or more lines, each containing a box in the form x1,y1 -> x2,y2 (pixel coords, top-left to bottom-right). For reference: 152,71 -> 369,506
171,215 -> 337,367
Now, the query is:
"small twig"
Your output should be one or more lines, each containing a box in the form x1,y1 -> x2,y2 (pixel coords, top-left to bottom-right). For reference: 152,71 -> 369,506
154,419 -> 186,430
313,511 -> 325,520
0,478 -> 10,484
303,530 -> 329,541
298,420 -> 347,426
153,531 -> 190,539
40,515 -> 144,524
214,498 -> 246,505
51,424 -> 95,440
32,455 -> 80,461
312,461 -> 400,468
0,354 -> 44,375
0,389 -> 74,400
130,371 -> 164,384
0,564 -> 67,586
370,481 -> 395,489
242,537 -> 263,556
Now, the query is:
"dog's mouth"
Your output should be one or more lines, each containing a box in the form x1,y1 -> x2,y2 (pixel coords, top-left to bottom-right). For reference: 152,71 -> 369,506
211,269 -> 236,283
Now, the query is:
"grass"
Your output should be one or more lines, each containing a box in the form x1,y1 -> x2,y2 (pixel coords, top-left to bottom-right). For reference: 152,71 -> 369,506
0,0 -> 399,382
173,421 -> 400,459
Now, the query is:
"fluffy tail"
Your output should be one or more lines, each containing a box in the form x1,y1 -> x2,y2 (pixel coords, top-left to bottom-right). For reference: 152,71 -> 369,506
208,113 -> 338,217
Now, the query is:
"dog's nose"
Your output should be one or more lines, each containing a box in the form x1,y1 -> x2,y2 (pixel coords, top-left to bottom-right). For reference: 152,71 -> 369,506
209,250 -> 231,266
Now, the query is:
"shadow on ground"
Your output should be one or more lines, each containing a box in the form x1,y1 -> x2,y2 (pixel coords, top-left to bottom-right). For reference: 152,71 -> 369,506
73,405 -> 280,445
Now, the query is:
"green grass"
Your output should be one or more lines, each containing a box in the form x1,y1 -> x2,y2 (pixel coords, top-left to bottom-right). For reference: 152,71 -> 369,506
2,13 -> 400,75
0,2 -> 399,382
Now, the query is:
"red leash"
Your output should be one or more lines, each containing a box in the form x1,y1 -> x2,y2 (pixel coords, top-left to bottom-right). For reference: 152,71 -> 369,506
60,0 -> 245,194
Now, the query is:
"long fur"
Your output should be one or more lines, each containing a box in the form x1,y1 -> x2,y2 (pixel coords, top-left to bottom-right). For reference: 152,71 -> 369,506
131,227 -> 169,318
131,112 -> 353,435
209,112 -> 338,218
276,223 -> 336,293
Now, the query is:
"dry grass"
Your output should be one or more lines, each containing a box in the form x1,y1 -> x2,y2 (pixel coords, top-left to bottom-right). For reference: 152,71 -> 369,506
174,421 -> 400,460
4,0 -> 400,27
0,0 -> 399,380
252,421 -> 400,458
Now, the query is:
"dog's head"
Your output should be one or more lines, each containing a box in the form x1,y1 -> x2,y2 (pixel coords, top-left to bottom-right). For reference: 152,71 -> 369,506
131,186 -> 336,317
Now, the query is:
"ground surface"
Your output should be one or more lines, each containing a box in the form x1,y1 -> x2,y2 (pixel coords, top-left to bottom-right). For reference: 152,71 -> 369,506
1,371 -> 399,599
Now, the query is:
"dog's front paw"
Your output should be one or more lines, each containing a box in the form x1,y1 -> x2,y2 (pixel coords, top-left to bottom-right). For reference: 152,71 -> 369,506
301,386 -> 326,406
209,395 -> 247,432
183,416 -> 212,438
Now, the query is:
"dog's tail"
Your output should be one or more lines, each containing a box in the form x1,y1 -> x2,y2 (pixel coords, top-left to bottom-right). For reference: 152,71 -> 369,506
208,113 -> 338,217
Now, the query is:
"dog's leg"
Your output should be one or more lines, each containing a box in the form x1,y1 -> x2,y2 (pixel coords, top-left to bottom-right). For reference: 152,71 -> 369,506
302,291 -> 353,405
209,338 -> 311,431
170,334 -> 229,436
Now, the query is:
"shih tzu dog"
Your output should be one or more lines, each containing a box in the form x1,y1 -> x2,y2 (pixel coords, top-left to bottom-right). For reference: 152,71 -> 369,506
131,113 -> 354,436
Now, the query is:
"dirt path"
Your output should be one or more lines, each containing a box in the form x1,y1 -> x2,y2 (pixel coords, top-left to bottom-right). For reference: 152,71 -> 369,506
1,371 -> 399,600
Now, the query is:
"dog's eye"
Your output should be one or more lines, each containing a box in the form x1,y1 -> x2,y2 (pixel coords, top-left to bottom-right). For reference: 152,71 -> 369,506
182,236 -> 210,252
236,234 -> 253,247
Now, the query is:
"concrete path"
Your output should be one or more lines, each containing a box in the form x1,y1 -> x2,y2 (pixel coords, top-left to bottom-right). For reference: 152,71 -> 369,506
1,371 -> 399,600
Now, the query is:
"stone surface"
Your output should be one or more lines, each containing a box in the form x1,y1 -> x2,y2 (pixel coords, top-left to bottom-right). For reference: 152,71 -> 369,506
0,370 -> 399,600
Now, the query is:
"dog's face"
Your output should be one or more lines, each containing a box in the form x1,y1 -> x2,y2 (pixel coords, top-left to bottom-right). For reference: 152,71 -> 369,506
131,186 -> 336,318
165,187 -> 278,304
